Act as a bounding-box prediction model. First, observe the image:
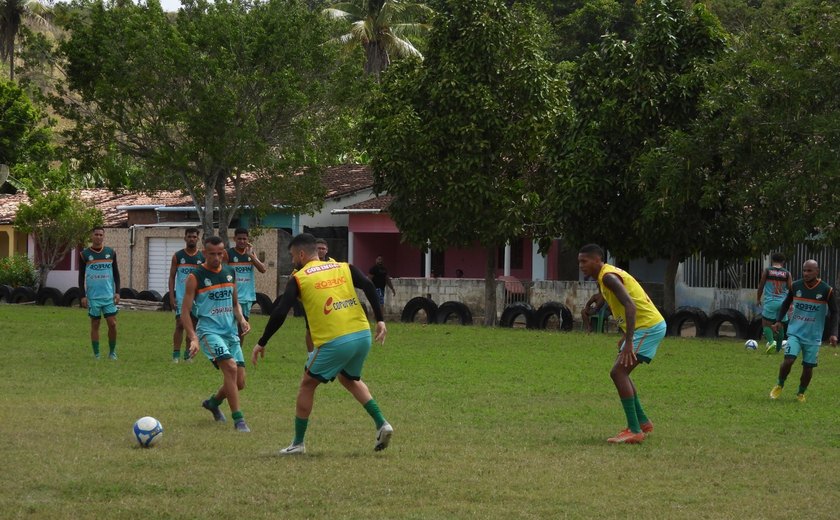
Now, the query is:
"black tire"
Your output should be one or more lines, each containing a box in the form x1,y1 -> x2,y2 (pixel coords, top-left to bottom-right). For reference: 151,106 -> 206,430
137,290 -> 162,302
63,287 -> 82,307
499,302 -> 536,329
534,302 -> 573,331
667,307 -> 708,337
36,287 -> 65,306
748,317 -> 763,340
0,284 -> 11,303
162,291 -> 173,312
252,293 -> 274,315
435,301 -> 473,325
704,308 -> 749,339
10,286 -> 36,304
119,287 -> 140,300
400,297 -> 438,324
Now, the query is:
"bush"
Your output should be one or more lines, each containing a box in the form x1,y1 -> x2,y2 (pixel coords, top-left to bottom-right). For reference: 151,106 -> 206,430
0,255 -> 37,287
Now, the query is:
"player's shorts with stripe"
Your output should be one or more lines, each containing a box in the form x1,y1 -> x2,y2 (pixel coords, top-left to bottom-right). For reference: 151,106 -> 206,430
784,335 -> 820,367
619,320 -> 666,364
174,295 -> 197,319
305,329 -> 371,383
88,297 -> 118,319
200,333 -> 245,367
762,300 -> 789,322
240,301 -> 252,320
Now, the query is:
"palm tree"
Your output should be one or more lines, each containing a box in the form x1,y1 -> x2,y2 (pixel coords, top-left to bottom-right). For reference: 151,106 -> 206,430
0,0 -> 51,81
323,0 -> 433,78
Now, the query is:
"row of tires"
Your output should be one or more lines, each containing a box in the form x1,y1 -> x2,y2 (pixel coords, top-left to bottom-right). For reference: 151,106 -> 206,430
667,306 -> 763,339
399,297 -> 575,330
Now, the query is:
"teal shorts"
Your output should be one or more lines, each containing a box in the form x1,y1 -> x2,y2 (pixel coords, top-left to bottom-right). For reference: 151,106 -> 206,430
784,335 -> 819,367
240,301 -> 252,320
199,332 -> 245,367
88,297 -> 118,319
762,300 -> 789,322
306,329 -> 372,383
620,321 -> 666,363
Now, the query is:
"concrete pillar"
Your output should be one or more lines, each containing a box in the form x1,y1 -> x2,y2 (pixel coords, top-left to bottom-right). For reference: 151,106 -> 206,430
347,231 -> 354,264
425,249 -> 432,278
504,243 -> 511,276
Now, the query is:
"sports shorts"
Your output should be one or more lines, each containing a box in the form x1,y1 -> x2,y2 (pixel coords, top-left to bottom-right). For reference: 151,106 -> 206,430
784,335 -> 820,367
199,332 -> 245,368
305,329 -> 371,383
619,320 -> 666,364
762,300 -> 789,323
88,297 -> 118,319
240,301 -> 252,320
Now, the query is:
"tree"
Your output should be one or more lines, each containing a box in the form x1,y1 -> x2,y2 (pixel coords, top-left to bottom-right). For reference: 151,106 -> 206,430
322,0 -> 433,78
15,186 -> 103,289
365,0 -> 569,325
0,78 -> 51,189
537,0 -> 728,313
55,0 -> 356,241
0,0 -> 51,81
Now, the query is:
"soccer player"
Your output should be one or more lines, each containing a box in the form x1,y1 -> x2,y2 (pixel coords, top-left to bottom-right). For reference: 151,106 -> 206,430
757,252 -> 792,353
226,228 -> 267,343
182,236 -> 252,432
769,259 -> 837,402
79,227 -> 121,360
251,232 -> 391,455
315,238 -> 335,262
168,227 -> 204,363
578,244 -> 666,444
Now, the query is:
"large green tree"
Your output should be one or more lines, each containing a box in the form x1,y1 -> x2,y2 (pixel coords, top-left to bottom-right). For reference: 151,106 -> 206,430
365,0 -> 569,325
0,78 -> 51,189
55,0 -> 356,240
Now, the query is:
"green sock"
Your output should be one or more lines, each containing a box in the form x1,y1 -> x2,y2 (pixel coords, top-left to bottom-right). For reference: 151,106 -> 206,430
183,349 -> 190,359
92,341 -> 100,356
232,411 -> 244,422
621,397 -> 641,433
108,340 -> 116,354
777,377 -> 786,387
363,399 -> 386,429
797,385 -> 807,395
763,326 -> 775,345
633,394 -> 649,425
173,350 -> 180,360
294,416 -> 309,445
208,395 -> 224,408
776,330 -> 785,350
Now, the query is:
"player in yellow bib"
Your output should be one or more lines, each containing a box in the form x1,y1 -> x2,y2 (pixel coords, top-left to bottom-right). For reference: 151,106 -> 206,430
578,244 -> 666,444
252,233 -> 391,455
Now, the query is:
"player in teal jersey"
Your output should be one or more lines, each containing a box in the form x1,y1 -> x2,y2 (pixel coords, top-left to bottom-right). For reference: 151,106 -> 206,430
78,227 -> 121,360
226,228 -> 266,344
757,252 -> 792,353
168,228 -> 204,362
769,260 -> 838,402
182,236 -> 251,432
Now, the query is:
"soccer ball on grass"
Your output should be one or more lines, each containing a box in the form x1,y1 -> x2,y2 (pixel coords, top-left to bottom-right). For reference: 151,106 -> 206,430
744,339 -> 758,350
133,416 -> 163,448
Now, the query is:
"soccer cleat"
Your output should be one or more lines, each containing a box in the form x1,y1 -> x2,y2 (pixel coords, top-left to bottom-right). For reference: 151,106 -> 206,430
374,422 -> 394,451
796,393 -> 806,403
93,353 -> 100,360
770,385 -> 783,400
172,357 -> 179,364
202,399 -> 227,423
234,420 -> 251,433
279,442 -> 306,455
640,421 -> 654,434
607,429 -> 645,444
765,341 -> 776,354
108,352 -> 118,360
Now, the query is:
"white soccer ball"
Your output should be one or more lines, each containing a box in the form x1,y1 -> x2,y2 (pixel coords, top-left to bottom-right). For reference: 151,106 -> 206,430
744,339 -> 758,350
782,340 -> 788,350
133,416 -> 163,448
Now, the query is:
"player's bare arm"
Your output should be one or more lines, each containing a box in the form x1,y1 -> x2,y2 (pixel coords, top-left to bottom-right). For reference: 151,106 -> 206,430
603,273 -> 637,367
757,270 -> 768,304
168,253 -> 178,307
247,244 -> 267,274
773,292 -> 794,333
181,274 -> 200,357
232,286 -> 250,337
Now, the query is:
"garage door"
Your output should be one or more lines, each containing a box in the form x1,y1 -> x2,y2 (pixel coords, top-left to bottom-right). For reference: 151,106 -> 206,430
147,238 -> 187,294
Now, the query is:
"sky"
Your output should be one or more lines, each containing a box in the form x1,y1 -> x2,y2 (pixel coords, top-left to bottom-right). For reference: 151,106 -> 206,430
159,0 -> 182,11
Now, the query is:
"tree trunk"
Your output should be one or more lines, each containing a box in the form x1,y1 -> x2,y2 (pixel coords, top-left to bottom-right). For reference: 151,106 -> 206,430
36,265 -> 49,291
202,183 -> 215,239
364,41 -> 390,79
216,172 -> 229,246
483,246 -> 497,327
8,41 -> 14,82
663,252 -> 680,316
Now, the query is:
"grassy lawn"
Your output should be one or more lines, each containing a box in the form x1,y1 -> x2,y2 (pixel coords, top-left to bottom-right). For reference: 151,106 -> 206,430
2,305 -> 839,519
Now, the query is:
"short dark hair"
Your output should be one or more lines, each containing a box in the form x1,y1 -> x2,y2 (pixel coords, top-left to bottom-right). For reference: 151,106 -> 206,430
91,226 -> 104,233
234,227 -> 249,237
185,227 -> 199,236
315,238 -> 328,246
204,235 -> 224,247
289,232 -> 318,254
579,243 -> 605,259
770,252 -> 785,263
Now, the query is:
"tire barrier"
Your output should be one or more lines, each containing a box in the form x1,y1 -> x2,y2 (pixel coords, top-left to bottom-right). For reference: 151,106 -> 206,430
10,286 -> 36,304
161,291 -> 173,311
435,301 -> 473,325
400,297 -> 438,324
499,302 -> 536,329
0,284 -> 12,303
704,308 -> 749,339
63,287 -> 82,307
253,293 -> 274,315
137,290 -> 162,302
119,287 -> 140,300
667,306 -> 708,337
534,302 -> 574,331
36,287 -> 65,306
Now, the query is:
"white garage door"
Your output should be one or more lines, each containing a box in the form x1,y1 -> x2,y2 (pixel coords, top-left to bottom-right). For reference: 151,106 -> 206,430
147,238 -> 187,294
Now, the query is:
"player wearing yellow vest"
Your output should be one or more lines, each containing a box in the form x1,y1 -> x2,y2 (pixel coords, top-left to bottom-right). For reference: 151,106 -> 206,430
578,244 -> 666,445
252,233 -> 391,455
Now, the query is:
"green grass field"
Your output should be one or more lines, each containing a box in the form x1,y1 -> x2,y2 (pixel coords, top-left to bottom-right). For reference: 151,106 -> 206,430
2,305 -> 840,519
